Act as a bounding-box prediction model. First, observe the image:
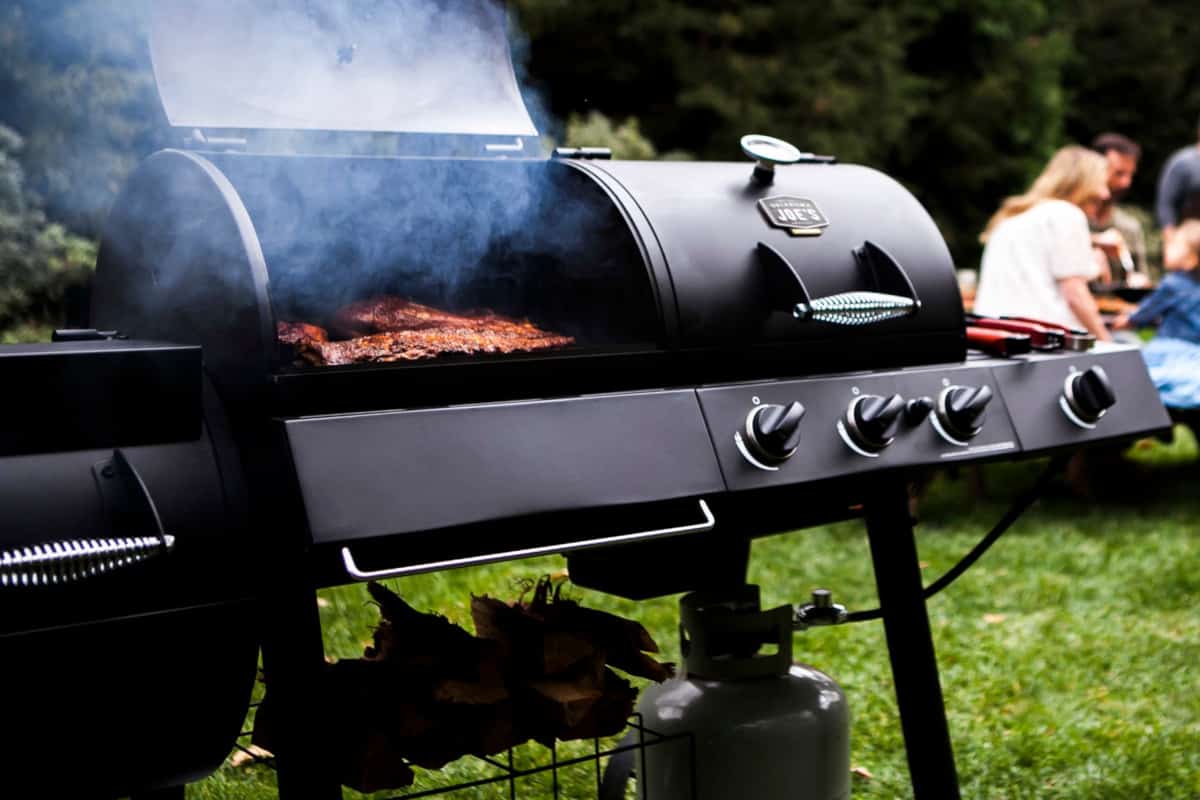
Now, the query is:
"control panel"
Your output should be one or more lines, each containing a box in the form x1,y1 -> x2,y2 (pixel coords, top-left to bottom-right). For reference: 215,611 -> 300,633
989,347 -> 1165,453
699,344 -> 1168,492
700,365 -> 1019,492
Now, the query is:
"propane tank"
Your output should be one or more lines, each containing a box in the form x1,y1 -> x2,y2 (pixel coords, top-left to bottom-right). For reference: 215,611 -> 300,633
635,586 -> 850,800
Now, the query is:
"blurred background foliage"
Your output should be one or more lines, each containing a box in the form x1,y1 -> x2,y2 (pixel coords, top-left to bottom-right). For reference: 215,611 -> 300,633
1,0 -> 1199,339
0,123 -> 95,337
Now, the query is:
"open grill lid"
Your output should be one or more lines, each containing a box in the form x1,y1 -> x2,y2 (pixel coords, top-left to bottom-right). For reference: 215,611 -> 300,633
148,0 -> 538,140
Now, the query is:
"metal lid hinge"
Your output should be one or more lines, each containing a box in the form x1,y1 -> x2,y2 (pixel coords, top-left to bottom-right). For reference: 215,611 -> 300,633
552,146 -> 613,161
184,128 -> 248,152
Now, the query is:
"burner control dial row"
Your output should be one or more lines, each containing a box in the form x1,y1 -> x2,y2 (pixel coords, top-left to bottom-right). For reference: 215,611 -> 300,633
742,401 -> 806,466
1061,366 -> 1116,428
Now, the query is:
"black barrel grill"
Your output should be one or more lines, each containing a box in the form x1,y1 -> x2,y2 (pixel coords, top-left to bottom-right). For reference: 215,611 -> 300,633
0,1 -> 1173,798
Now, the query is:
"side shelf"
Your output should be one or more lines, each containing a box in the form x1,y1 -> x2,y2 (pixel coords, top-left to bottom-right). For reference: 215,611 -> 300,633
279,390 -> 725,544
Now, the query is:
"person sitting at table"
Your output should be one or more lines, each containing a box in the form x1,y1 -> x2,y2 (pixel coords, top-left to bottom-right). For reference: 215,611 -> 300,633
1114,220 -> 1200,410
1089,132 -> 1153,287
974,146 -> 1113,342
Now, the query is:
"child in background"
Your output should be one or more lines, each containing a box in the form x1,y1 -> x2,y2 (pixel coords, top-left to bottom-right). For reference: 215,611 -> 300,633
1115,220 -> 1200,408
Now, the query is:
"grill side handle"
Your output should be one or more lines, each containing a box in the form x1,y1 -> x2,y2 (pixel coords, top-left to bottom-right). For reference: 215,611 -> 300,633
1,450 -> 175,588
341,499 -> 716,581
758,240 -> 922,326
0,535 -> 176,588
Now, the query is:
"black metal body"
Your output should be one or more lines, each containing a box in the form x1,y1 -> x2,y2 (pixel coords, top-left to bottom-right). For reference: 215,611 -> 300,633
0,10 -> 1157,800
8,4 -> 1165,793
92,150 -> 967,415
0,343 -> 259,798
78,126 -> 1175,798
86,143 -> 989,590
0,340 -> 201,457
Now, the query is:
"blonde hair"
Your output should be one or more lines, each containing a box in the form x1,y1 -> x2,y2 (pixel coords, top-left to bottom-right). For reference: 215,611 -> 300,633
980,146 -> 1109,242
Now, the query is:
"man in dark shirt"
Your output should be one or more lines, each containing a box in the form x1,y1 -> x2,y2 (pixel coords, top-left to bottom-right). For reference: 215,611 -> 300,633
1090,133 -> 1150,284
1155,114 -> 1200,269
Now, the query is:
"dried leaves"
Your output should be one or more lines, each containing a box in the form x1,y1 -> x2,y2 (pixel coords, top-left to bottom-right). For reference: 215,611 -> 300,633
469,577 -> 671,684
253,577 -> 672,793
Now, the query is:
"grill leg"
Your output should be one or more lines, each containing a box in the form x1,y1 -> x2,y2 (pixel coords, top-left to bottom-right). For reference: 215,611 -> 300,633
864,480 -> 961,800
261,583 -> 344,800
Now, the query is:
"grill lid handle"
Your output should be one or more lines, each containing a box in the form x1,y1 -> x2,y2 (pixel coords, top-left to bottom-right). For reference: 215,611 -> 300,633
757,241 -> 922,326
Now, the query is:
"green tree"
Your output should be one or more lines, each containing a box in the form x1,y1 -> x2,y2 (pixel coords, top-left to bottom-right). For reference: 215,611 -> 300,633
0,0 -> 1195,281
514,0 -> 1074,269
516,1 -> 929,165
0,124 -> 96,334
563,111 -> 660,160
894,0 -> 1073,266
0,0 -> 167,237
1060,0 -> 1200,210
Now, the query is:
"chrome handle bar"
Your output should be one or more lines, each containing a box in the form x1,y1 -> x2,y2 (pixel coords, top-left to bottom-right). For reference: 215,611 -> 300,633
342,499 -> 715,581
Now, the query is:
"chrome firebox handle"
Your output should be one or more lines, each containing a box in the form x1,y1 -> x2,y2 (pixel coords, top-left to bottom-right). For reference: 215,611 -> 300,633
0,535 -> 176,588
793,290 -> 919,325
757,240 -> 922,326
341,499 -> 716,581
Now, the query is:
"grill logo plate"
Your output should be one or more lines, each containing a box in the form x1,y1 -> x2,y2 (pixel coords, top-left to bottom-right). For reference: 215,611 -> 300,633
758,196 -> 829,236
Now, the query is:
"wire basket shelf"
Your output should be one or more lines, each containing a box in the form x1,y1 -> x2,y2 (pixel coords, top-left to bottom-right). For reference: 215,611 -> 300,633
234,705 -> 695,800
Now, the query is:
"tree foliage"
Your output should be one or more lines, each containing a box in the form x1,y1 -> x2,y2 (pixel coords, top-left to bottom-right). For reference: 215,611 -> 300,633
514,0 -> 1081,265
516,2 -> 928,165
1,0 -> 1199,336
891,0 -> 1073,261
0,0 -> 165,236
563,112 -> 660,160
0,124 -> 96,332
1060,0 -> 1200,207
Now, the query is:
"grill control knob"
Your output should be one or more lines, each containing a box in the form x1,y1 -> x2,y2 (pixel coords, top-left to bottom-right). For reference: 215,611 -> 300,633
845,394 -> 906,452
743,401 -> 806,465
937,384 -> 993,441
1063,366 -> 1116,425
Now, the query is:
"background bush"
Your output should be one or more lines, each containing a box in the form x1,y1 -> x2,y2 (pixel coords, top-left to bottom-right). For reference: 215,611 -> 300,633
0,123 -> 95,335
2,0 -> 1199,339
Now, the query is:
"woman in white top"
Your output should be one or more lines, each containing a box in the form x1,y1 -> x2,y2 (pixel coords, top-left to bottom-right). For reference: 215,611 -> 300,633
974,146 -> 1113,341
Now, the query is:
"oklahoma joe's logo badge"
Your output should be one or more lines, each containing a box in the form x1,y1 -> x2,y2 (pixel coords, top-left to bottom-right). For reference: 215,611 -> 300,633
758,196 -> 829,237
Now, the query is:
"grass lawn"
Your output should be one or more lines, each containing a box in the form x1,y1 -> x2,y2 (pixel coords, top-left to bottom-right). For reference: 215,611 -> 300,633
194,432 -> 1200,800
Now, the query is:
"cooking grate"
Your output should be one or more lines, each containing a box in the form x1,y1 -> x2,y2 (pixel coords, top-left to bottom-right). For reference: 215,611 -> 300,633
234,708 -> 695,800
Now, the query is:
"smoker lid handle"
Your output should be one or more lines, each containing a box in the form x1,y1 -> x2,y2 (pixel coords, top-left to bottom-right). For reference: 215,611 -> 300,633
341,499 -> 716,581
0,534 -> 175,588
0,449 -> 179,588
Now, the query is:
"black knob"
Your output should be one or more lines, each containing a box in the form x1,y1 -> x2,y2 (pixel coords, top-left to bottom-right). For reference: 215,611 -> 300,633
1066,366 -> 1116,423
938,384 -> 993,440
905,396 -> 935,426
847,394 -> 906,452
745,401 -> 806,464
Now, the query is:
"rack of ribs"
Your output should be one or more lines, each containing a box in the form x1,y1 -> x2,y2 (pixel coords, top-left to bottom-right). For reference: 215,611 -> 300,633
277,297 -> 574,366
